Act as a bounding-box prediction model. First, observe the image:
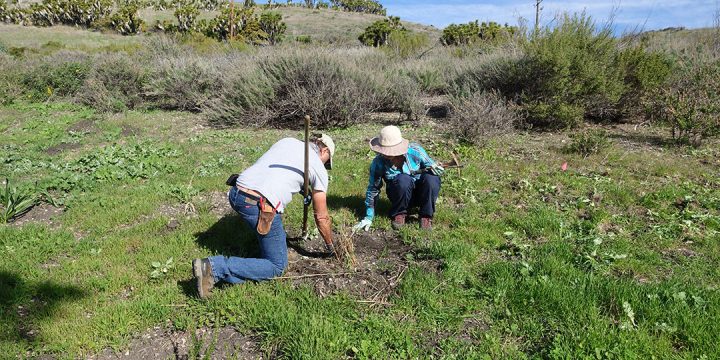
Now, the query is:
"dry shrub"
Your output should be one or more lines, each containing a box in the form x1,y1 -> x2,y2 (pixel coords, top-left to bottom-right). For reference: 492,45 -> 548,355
0,54 -> 22,104
146,55 -> 225,112
202,55 -> 274,127
259,49 -> 384,128
78,54 -> 148,112
448,48 -> 523,98
648,59 -> 720,146
450,91 -> 518,143
334,227 -> 357,268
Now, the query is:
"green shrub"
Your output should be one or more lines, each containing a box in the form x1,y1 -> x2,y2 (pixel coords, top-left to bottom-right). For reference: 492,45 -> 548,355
441,20 -> 517,46
20,55 -> 91,101
295,35 -> 312,43
1,3 -> 28,24
28,1 -> 60,26
616,47 -> 673,120
0,0 -> 7,22
512,12 -> 672,129
174,4 -> 199,33
648,59 -> 720,146
409,67 -> 446,94
27,0 -> 112,27
449,51 -> 523,98
79,54 -> 147,112
358,16 -> 405,47
449,91 -> 518,143
201,7 -> 267,44
520,13 -> 624,128
523,100 -> 586,129
330,0 -> 385,15
259,11 -> 286,45
109,3 -> 144,35
564,129 -> 610,157
384,30 -> 429,59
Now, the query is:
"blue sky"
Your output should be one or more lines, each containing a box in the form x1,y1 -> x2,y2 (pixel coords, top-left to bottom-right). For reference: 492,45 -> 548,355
382,0 -> 719,32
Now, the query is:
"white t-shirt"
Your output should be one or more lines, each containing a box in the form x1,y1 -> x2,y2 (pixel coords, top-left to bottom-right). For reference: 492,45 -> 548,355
236,138 -> 328,213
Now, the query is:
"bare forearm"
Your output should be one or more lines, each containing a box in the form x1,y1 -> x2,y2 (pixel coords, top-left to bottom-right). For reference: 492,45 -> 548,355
312,191 -> 333,245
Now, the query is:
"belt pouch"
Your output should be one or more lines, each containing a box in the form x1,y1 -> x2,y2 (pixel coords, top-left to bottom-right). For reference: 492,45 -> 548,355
256,197 -> 275,235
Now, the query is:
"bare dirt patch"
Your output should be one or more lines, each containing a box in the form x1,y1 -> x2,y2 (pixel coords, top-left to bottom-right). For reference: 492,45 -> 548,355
68,119 -> 97,133
45,142 -> 82,155
284,230 -> 440,303
90,325 -> 265,360
9,203 -> 64,228
204,190 -> 233,217
120,124 -> 141,137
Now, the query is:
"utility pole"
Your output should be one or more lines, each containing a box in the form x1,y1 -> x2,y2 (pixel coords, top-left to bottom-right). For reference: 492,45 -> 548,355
534,0 -> 543,34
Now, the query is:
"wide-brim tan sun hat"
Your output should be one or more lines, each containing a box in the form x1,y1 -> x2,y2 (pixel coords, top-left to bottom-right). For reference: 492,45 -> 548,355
369,125 -> 409,157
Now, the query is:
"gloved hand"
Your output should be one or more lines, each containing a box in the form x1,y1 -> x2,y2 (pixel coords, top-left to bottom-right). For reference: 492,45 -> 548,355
352,218 -> 372,232
430,164 -> 445,176
299,188 -> 312,206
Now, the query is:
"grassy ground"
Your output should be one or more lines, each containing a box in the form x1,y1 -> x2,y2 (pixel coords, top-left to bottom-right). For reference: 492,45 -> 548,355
1,101 -> 719,358
268,6 -> 440,45
0,25 -> 143,53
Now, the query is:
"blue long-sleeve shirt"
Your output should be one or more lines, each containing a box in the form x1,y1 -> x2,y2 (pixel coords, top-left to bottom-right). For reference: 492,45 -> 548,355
363,142 -> 437,220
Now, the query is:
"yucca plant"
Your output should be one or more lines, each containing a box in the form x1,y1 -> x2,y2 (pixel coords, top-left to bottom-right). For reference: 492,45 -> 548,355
0,178 -> 37,223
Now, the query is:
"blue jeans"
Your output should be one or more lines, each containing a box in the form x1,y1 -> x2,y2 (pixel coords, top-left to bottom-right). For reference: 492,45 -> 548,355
208,186 -> 287,284
386,173 -> 441,218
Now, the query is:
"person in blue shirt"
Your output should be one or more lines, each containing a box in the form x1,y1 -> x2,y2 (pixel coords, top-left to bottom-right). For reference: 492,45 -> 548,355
353,126 -> 444,231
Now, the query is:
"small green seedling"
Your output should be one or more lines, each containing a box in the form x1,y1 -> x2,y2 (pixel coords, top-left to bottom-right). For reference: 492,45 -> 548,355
150,257 -> 175,280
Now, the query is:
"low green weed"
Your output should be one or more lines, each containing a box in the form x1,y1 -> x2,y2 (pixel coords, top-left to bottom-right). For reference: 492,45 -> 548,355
0,178 -> 37,223
564,129 -> 610,157
150,257 -> 174,280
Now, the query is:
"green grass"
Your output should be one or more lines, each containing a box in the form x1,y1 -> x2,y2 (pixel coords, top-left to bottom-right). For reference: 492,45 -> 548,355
0,24 -> 143,54
0,102 -> 719,358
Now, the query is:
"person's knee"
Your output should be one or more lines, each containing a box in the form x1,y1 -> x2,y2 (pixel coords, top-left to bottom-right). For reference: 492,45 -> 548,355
420,173 -> 441,190
272,261 -> 286,277
393,174 -> 414,190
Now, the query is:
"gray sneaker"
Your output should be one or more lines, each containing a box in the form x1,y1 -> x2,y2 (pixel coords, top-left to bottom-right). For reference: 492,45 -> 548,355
192,258 -> 215,299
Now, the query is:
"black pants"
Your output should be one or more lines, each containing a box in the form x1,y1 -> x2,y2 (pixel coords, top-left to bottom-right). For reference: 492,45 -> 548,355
386,173 -> 441,218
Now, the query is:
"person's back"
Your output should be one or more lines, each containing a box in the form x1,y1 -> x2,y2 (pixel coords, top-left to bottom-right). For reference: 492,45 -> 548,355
237,138 -> 328,213
192,135 -> 336,299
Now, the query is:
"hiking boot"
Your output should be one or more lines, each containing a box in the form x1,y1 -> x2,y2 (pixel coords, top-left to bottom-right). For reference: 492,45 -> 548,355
391,214 -> 406,230
192,258 -> 215,299
420,216 -> 433,230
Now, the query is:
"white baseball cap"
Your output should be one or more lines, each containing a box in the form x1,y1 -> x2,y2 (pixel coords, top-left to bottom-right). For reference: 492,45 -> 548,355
318,133 -> 335,170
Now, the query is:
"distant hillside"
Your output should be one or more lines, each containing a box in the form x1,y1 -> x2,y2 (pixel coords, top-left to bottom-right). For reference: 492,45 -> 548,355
267,6 -> 441,45
637,27 -> 718,54
139,5 -> 441,45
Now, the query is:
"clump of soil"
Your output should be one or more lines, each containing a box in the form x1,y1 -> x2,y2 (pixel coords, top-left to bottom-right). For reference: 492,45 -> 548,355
284,230 -> 440,303
90,325 -> 265,360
